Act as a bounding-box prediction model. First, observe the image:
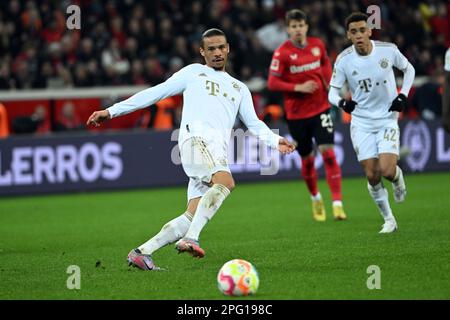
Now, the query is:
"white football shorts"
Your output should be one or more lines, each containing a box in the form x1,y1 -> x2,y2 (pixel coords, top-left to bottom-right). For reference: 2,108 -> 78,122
180,136 -> 230,201
350,123 -> 400,162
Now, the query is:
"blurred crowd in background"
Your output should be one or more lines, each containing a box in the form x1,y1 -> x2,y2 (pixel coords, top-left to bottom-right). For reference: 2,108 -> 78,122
0,0 -> 449,136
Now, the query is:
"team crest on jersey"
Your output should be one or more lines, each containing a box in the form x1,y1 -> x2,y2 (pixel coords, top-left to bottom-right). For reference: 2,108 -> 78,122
311,47 -> 320,57
290,53 -> 298,60
379,58 -> 389,69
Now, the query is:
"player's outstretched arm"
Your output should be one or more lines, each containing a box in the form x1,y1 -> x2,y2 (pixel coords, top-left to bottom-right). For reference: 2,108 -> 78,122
86,110 -> 111,127
95,65 -> 189,121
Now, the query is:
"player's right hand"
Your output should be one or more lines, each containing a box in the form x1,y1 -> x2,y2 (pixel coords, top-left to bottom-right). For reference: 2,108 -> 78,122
338,99 -> 357,114
294,80 -> 319,94
86,110 -> 110,127
277,138 -> 296,155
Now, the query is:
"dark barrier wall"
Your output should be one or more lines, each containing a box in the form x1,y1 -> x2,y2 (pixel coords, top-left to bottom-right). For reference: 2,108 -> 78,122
0,120 -> 449,196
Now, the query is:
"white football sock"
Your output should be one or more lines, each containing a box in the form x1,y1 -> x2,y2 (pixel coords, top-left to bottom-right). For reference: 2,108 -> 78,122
139,211 -> 192,255
184,184 -> 230,241
392,166 -> 403,185
332,200 -> 343,207
311,192 -> 322,201
367,182 -> 395,222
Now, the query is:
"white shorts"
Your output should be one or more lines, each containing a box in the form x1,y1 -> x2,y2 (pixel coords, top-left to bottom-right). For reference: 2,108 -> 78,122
180,136 -> 230,201
350,123 -> 400,162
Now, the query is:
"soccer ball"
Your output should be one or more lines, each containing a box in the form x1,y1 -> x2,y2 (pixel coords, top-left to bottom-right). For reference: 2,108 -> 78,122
217,259 -> 259,296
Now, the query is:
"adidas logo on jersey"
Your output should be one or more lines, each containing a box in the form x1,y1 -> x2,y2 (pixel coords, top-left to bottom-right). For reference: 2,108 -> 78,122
352,70 -> 358,76
198,73 -> 207,77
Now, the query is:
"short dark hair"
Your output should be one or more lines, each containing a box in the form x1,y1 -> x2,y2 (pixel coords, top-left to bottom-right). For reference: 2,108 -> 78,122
345,12 -> 369,30
285,9 -> 308,26
200,28 -> 227,48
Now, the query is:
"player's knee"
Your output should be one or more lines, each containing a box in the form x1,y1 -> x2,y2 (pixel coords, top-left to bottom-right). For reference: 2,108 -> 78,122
213,180 -> 235,192
221,176 -> 235,192
223,180 -> 235,192
380,165 -> 396,181
212,172 -> 235,192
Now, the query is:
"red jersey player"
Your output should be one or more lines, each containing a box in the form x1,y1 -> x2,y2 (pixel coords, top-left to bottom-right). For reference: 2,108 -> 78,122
268,9 -> 347,222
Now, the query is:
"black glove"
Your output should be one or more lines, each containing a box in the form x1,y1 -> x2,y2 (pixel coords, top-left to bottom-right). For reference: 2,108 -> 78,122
338,99 -> 357,114
389,93 -> 407,112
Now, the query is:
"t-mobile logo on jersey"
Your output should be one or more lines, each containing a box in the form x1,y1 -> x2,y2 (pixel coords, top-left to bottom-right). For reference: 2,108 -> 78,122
358,78 -> 372,93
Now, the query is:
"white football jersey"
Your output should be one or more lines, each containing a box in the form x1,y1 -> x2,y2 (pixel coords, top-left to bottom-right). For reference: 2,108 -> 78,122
107,63 -> 280,148
445,48 -> 450,72
330,40 -> 410,130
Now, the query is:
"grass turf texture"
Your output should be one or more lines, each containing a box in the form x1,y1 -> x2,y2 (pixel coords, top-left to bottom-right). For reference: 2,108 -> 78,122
0,172 -> 449,300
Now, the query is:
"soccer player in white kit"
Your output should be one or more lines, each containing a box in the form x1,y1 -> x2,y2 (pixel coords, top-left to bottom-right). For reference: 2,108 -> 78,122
328,13 -> 415,233
442,47 -> 450,132
87,29 -> 295,270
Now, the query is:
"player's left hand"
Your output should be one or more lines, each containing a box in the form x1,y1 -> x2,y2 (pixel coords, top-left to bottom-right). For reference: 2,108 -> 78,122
277,138 -> 296,155
389,94 -> 407,112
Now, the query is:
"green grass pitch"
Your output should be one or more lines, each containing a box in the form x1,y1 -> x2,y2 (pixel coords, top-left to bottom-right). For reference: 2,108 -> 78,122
0,172 -> 449,300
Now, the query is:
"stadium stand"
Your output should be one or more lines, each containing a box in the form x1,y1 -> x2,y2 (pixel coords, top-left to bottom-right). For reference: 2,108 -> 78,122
0,0 -> 448,133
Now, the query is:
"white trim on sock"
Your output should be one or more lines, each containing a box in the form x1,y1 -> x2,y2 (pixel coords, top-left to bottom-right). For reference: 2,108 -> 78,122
184,211 -> 193,222
332,200 -> 343,207
311,192 -> 322,201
